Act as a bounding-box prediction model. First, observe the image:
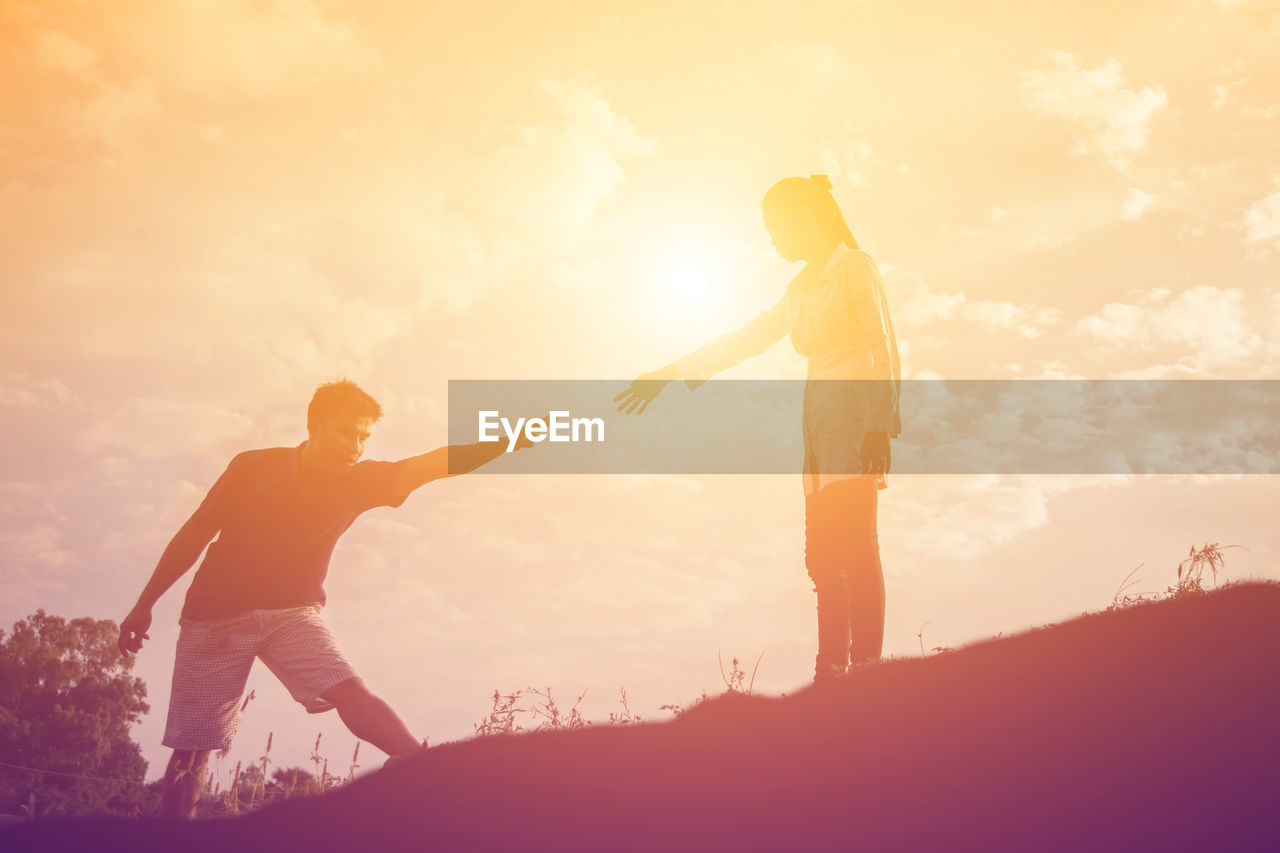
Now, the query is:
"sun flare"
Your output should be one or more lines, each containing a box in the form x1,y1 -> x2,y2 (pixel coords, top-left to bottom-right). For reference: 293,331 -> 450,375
657,248 -> 725,315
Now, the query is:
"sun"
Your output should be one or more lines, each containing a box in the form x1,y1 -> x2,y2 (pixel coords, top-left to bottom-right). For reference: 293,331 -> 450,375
658,248 -> 724,315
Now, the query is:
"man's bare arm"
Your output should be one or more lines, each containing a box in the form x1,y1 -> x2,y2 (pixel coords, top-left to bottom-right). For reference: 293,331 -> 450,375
117,515 -> 219,655
392,438 -> 518,499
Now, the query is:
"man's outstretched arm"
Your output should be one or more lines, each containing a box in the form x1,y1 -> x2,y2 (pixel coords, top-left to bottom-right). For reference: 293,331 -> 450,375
118,513 -> 220,655
392,437 -> 521,499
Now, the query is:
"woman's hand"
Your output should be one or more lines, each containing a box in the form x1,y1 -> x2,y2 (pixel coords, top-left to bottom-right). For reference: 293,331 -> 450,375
614,368 -> 676,415
861,431 -> 891,477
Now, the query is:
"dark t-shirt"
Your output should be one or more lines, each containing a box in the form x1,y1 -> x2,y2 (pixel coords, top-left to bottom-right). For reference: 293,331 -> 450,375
180,444 -> 408,620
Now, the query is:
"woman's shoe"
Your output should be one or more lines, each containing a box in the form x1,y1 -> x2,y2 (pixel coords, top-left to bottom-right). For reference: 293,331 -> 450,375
813,660 -> 847,683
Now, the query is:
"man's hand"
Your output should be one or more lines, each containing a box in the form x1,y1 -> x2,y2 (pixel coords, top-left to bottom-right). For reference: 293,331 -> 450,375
510,413 -> 555,451
118,605 -> 152,656
861,431 -> 891,477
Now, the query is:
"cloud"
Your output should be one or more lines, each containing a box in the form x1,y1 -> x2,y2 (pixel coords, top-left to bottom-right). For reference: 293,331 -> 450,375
781,40 -> 853,86
0,524 -> 75,571
0,64 -> 657,454
0,373 -> 73,408
1209,75 -> 1280,119
820,139 -> 880,188
1020,50 -> 1167,171
1242,104 -> 1280,119
22,27 -> 99,79
1032,361 -> 1086,380
57,77 -> 161,152
3,0 -> 379,174
940,191 -> 1125,261
1211,0 -> 1280,28
1122,188 -> 1155,221
897,379 -> 1277,481
0,482 -> 67,524
885,268 -> 1063,339
76,397 -> 258,460
890,476 -> 1111,561
965,302 -> 1064,338
1243,181 -> 1280,249
1074,286 -> 1263,373
0,563 -> 70,614
113,0 -> 378,100
482,74 -> 655,232
0,479 -> 78,611
1211,79 -> 1244,110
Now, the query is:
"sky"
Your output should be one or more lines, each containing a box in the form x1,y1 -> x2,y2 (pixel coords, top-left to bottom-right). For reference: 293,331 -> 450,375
2,0 -> 1278,783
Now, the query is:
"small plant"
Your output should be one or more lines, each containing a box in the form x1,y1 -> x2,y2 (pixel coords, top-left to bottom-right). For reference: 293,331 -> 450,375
659,689 -> 711,718
347,742 -> 361,782
915,622 -> 953,656
526,687 -> 586,731
915,621 -> 932,656
473,690 -> 523,736
227,761 -> 242,815
1108,564 -> 1154,611
1109,543 -> 1244,612
718,651 -> 764,694
253,732 -> 272,807
473,688 -> 587,736
309,733 -> 335,796
1175,542 -> 1242,594
279,767 -> 301,800
607,688 -> 643,726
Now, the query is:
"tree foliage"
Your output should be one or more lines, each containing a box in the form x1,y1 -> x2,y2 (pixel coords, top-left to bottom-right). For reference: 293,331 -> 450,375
0,610 -> 155,817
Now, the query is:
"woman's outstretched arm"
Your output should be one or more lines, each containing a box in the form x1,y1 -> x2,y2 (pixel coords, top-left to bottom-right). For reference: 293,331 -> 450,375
670,296 -> 789,388
615,296 -> 788,414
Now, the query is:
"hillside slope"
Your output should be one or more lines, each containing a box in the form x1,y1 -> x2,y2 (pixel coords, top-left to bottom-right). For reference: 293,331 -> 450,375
8,582 -> 1280,851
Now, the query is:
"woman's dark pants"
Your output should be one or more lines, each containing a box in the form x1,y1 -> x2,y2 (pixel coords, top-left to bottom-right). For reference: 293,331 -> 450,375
804,475 -> 886,679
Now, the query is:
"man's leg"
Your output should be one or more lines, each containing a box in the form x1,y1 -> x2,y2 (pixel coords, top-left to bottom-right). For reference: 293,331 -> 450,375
259,607 -> 422,757
161,614 -> 257,819
161,749 -> 210,819
321,677 -> 422,757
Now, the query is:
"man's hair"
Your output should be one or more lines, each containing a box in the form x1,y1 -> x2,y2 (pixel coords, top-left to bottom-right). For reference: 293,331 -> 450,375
307,379 -> 383,432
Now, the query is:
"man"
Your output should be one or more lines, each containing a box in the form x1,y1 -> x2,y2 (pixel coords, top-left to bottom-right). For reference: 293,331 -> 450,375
117,379 -> 517,818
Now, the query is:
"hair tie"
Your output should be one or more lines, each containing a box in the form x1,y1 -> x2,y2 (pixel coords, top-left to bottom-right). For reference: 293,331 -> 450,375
809,174 -> 833,191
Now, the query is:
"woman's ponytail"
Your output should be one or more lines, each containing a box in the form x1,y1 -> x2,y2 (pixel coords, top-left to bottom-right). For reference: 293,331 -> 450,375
808,174 -> 858,250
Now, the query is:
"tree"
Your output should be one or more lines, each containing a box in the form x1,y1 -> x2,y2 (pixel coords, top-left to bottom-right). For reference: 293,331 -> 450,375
0,610 -> 155,817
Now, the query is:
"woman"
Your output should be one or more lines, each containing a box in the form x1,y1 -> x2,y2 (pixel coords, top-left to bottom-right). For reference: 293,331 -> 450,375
615,174 -> 901,682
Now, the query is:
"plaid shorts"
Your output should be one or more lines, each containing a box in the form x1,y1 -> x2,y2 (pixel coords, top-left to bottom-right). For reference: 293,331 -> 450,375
162,604 -> 358,752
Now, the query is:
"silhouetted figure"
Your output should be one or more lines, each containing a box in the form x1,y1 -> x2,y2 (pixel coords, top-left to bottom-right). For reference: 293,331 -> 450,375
117,380 -> 519,818
616,175 -> 901,682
